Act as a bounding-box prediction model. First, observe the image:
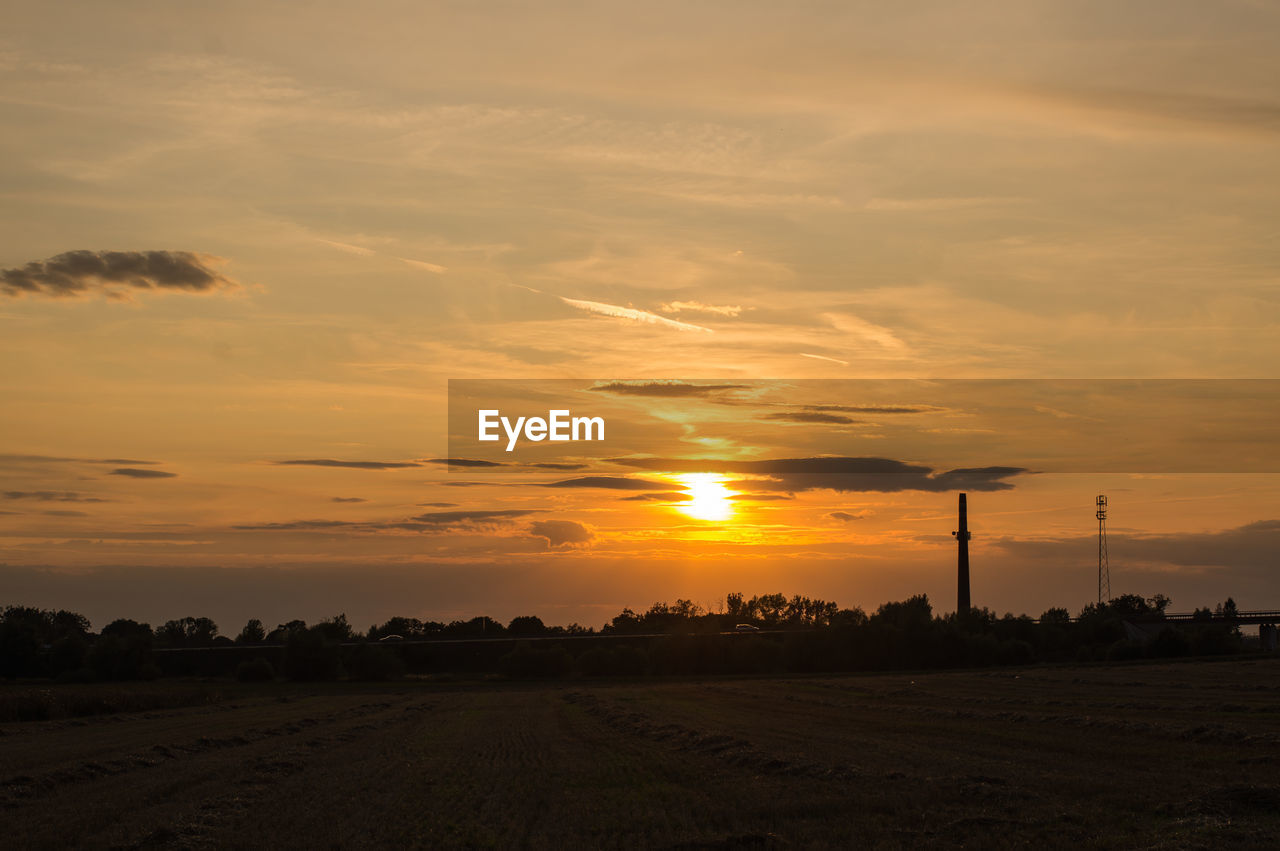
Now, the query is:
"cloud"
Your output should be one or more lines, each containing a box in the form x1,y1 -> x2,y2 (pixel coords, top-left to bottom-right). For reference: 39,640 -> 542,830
1,250 -> 237,298
761,412 -> 858,425
399,257 -> 447,274
803,404 -> 942,415
417,502 -> 459,507
316,238 -> 377,257
0,454 -> 161,467
235,508 -> 542,534
4,491 -> 108,503
314,237 -> 446,273
408,509 -> 540,525
730,493 -> 793,501
558,296 -> 713,332
527,462 -> 588,470
613,456 -> 1026,493
821,313 -> 906,351
423,458 -> 506,468
541,476 -> 673,490
109,468 -> 177,479
588,381 -> 748,398
1036,85 -> 1280,140
995,519 -> 1280,577
619,491 -> 694,502
274,459 -> 420,470
43,510 -> 89,517
234,519 -> 357,531
828,510 -> 870,522
864,197 -> 1017,211
658,300 -> 743,317
331,497 -> 367,503
529,519 -> 595,548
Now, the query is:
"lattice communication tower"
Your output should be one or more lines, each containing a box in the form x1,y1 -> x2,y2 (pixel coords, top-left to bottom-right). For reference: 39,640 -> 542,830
1096,494 -> 1110,604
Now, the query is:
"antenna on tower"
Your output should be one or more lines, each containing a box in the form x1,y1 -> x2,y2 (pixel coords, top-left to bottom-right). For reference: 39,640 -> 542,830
1096,494 -> 1110,604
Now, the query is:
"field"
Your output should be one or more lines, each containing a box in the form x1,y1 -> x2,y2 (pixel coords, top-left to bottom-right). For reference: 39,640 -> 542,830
2,658 -> 1278,849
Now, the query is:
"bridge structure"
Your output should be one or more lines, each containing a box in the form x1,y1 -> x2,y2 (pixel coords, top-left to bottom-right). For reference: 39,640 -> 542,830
1154,610 -> 1280,625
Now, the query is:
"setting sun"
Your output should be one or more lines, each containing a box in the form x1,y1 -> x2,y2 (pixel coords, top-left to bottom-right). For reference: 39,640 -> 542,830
676,473 -> 735,522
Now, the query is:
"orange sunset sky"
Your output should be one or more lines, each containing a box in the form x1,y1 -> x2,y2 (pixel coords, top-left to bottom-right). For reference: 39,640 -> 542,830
2,2 -> 1278,631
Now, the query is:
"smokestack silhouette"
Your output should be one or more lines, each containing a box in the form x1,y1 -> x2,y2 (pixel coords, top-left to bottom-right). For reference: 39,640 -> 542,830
953,493 -> 971,613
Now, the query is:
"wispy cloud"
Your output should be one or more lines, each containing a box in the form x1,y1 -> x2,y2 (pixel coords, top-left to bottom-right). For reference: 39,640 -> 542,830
799,352 -> 849,366
315,238 -> 377,257
619,491 -> 693,502
541,476 -> 672,491
658,300 -> 743,317
399,257 -> 447,274
558,296 -> 714,332
4,491 -> 109,503
274,459 -> 421,470
109,468 -> 176,479
422,458 -> 506,468
588,381 -> 747,398
235,508 -> 542,534
864,197 -> 1019,211
761,412 -> 858,425
0,455 -> 161,466
315,238 -> 447,273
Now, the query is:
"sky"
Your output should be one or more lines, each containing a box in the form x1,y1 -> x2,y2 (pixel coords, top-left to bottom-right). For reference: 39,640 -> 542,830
2,1 -> 1278,633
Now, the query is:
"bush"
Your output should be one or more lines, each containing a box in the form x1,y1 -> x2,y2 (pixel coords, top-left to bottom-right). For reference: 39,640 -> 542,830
577,646 -> 648,677
345,645 -> 405,681
727,636 -> 782,674
235,657 -> 276,682
1106,639 -> 1146,661
1150,627 -> 1191,658
499,643 -> 572,678
283,630 -> 343,681
996,639 -> 1036,666
577,647 -> 618,677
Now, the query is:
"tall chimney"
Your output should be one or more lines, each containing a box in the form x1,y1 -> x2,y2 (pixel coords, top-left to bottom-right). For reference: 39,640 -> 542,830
953,493 -> 971,613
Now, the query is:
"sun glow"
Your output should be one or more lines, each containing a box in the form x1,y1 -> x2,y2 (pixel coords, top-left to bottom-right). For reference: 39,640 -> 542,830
676,473 -> 735,522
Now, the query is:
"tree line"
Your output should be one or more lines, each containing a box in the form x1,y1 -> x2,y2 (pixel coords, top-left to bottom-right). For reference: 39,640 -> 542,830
0,591 -> 1251,683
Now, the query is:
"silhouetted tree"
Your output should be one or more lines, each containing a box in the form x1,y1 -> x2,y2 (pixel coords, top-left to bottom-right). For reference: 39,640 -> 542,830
1040,607 -> 1071,626
368,616 -> 441,640
312,613 -> 355,642
872,595 -> 933,631
443,616 -> 505,637
0,606 -> 93,677
156,616 -> 218,648
607,608 -> 643,633
267,619 -> 308,643
507,615 -> 548,635
1216,597 -> 1240,621
236,618 -> 266,644
90,618 -> 155,680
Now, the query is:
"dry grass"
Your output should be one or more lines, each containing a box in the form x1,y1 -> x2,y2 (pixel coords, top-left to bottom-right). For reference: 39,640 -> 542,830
1,658 -> 1278,848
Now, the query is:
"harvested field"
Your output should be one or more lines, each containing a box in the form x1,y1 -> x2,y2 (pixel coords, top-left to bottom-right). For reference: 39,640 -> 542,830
2,657 -> 1278,848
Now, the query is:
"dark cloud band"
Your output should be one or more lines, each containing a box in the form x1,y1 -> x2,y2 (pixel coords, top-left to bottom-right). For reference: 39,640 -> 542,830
1,250 -> 236,298
613,456 -> 1026,493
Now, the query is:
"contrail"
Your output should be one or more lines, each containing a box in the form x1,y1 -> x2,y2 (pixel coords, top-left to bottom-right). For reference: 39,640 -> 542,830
800,352 -> 849,366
